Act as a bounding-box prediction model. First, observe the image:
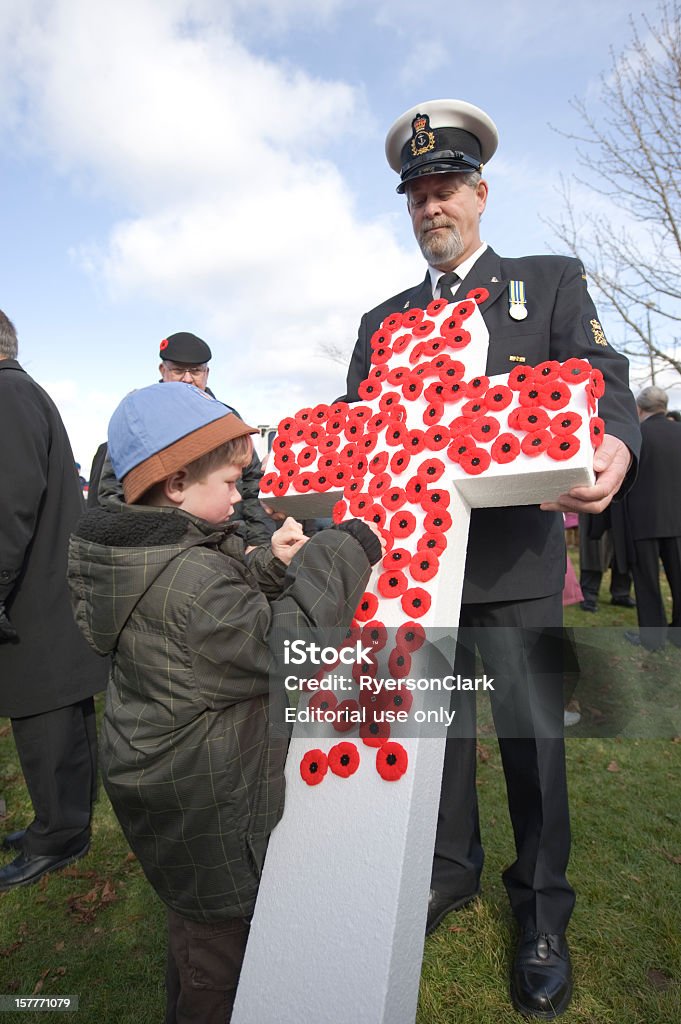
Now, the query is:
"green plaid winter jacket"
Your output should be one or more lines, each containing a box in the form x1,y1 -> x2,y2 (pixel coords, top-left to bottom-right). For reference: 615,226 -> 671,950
67,503 -> 371,922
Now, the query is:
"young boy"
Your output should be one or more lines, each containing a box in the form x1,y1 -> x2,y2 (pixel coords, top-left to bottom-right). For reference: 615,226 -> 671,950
67,382 -> 381,1023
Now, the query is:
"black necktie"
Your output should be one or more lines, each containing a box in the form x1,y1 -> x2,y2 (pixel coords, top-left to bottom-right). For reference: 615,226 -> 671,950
438,272 -> 459,301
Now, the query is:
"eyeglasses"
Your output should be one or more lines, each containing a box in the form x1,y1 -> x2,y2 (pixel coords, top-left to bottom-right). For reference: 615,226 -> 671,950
163,362 -> 209,378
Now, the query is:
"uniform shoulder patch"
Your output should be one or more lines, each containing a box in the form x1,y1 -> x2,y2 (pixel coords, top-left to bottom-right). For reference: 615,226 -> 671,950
583,316 -> 608,347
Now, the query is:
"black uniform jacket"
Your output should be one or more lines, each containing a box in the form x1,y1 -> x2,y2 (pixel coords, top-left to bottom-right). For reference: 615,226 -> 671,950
626,413 -> 681,540
344,248 -> 641,604
0,360 -> 107,717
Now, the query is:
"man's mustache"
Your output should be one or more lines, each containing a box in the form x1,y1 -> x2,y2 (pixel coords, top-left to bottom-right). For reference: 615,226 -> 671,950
420,217 -> 456,233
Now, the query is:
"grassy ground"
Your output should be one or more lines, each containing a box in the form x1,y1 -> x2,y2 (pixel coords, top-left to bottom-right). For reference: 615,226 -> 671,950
0,554 -> 679,1023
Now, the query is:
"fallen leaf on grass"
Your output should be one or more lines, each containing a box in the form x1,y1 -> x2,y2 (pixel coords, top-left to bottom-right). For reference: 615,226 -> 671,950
0,941 -> 23,958
124,852 -> 137,863
54,941 -> 65,952
647,968 -> 673,992
60,865 -> 98,880
0,724 -> 11,738
66,880 -> 118,924
32,969 -> 49,995
606,760 -> 620,772
661,850 -> 681,865
476,742 -> 491,763
447,925 -> 465,933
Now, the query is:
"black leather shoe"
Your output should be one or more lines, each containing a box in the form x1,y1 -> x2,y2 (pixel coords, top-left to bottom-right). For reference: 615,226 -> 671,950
579,600 -> 597,613
0,842 -> 90,891
2,829 -> 26,852
426,886 -> 480,936
624,630 -> 665,652
611,596 -> 636,608
511,931 -> 572,1019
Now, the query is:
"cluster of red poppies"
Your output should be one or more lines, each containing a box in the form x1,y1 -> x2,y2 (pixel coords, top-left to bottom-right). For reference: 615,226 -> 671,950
299,740 -> 409,785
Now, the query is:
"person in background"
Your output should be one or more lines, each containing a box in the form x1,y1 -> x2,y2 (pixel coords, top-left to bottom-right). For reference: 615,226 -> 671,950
89,332 -> 275,546
0,309 -> 107,891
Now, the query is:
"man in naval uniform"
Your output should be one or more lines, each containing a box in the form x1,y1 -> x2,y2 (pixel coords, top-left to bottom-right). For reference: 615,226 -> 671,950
344,99 -> 640,1019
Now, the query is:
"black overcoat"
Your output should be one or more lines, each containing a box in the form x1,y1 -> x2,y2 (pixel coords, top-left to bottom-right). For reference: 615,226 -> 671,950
626,412 -> 681,540
344,248 -> 641,604
0,360 -> 107,717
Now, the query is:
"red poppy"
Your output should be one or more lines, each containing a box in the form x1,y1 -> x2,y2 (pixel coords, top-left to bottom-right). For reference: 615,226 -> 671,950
548,435 -> 581,461
368,472 -> 391,497
370,328 -> 391,350
405,475 -> 427,504
313,471 -> 334,492
590,368 -> 605,399
300,749 -> 328,786
319,435 -> 341,453
339,442 -> 358,466
382,486 -> 407,511
424,425 -> 451,450
362,620 -> 388,651
417,531 -> 448,556
483,384 -> 513,412
422,400 -> 445,427
360,719 -> 391,748
538,381 -> 570,411
366,504 -> 387,530
382,312 -> 404,333
379,390 -> 402,415
534,360 -> 561,383
343,480 -> 362,500
517,382 -> 542,407
330,402 -> 349,419
550,411 -> 582,435
520,430 -> 552,456
388,647 -> 412,677
409,550 -> 439,583
332,700 -> 360,733
395,621 -> 426,652
421,337 -> 447,357
371,343 -> 392,365
469,416 -> 501,443
466,286 -> 490,304
460,447 -> 492,475
514,407 -> 550,432
491,433 -> 520,464
403,308 -> 425,328
273,477 -> 291,497
359,432 -> 378,455
382,547 -> 411,571
391,511 -> 417,538
333,467 -> 350,487
590,416 -> 605,447
332,499 -> 348,524
427,297 -> 449,317
506,407 -> 523,431
377,570 -> 408,599
376,742 -> 409,780
438,358 -> 466,382
291,472 -> 315,492
408,341 -> 427,365
295,408 -> 313,425
464,375 -> 489,398
383,683 -> 414,715
420,488 -> 451,513
353,653 -> 378,684
418,458 -> 446,483
443,327 -> 472,350
401,377 -> 424,402
326,415 -> 346,435
385,422 -> 408,447
386,366 -> 410,385
349,493 -> 372,517
508,366 -> 535,390
358,378 -> 382,401
461,398 -> 486,418
277,415 -> 296,435
369,450 -> 389,474
401,588 -> 431,618
272,434 -> 292,454
273,449 -> 294,472
413,319 -> 436,337
328,741 -> 360,778
405,430 -> 426,456
308,690 -> 339,717
560,357 -> 592,383
424,381 -> 445,403
390,450 -> 411,475
391,332 -> 413,355
447,434 -> 475,464
297,445 -> 318,468
260,470 -> 279,494
355,591 -> 379,621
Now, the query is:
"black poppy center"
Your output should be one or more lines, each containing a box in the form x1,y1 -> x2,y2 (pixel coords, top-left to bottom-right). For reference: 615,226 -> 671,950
560,441 -> 570,450
386,754 -> 397,765
502,443 -> 511,453
340,754 -> 350,766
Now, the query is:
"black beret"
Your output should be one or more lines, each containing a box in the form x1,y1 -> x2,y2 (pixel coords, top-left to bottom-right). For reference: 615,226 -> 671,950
159,332 -> 212,364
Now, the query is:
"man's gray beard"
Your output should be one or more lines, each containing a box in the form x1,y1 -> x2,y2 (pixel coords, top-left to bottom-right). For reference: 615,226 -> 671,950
417,220 -> 464,266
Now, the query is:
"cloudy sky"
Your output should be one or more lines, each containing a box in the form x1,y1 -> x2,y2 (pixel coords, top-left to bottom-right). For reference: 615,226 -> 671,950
0,0 -> 655,471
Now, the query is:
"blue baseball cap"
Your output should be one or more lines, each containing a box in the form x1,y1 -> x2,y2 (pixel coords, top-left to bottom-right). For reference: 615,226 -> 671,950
108,382 -> 256,502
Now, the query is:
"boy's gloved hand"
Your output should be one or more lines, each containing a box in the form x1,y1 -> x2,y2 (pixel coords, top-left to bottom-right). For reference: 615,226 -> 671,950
0,602 -> 18,643
271,517 -> 308,565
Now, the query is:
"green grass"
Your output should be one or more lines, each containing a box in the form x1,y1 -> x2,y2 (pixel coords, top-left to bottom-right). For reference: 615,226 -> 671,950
1,558 -> 679,1022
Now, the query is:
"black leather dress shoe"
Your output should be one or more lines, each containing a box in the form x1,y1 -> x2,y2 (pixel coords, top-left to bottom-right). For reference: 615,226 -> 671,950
426,886 -> 480,936
2,829 -> 26,852
511,931 -> 572,1019
624,630 -> 665,652
0,842 -> 90,891
579,600 -> 597,613
611,596 -> 636,608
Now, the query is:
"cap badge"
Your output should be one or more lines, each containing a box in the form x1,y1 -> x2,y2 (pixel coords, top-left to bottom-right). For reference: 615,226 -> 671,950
508,280 -> 528,321
410,113 -> 436,159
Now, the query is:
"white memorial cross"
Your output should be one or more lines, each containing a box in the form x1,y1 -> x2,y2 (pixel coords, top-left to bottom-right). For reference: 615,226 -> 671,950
234,293 -> 602,1024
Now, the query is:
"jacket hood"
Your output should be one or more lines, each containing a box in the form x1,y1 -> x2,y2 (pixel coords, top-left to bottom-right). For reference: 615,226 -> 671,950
68,503 -> 232,656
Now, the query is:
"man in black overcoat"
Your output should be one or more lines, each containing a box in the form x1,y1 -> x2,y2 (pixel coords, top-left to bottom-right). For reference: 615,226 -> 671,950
625,385 -> 681,651
343,99 -> 641,1019
0,310 -> 107,890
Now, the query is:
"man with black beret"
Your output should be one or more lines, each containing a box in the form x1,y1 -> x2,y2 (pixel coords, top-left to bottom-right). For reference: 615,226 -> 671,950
90,332 -> 275,547
344,99 -> 641,1019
